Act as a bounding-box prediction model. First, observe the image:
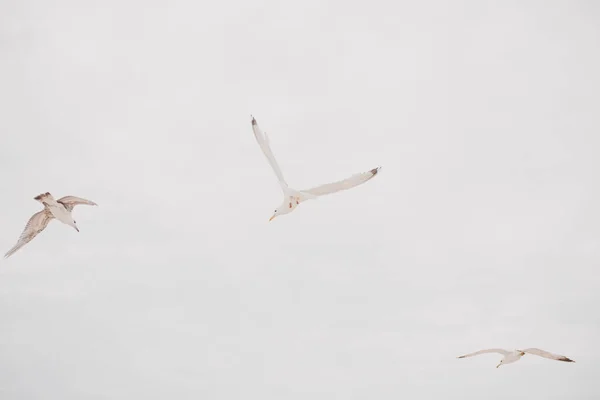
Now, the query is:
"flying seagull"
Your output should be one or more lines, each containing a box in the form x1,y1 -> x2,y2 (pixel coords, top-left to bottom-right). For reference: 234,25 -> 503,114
457,348 -> 575,368
5,192 -> 97,258
251,116 -> 380,221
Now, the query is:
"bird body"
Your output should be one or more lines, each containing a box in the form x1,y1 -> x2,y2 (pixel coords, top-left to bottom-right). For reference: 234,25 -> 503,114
250,116 -> 380,221
498,350 -> 526,367
35,193 -> 78,230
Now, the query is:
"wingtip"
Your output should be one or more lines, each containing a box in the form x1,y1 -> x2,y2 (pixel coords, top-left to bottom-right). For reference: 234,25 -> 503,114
370,166 -> 381,175
251,115 -> 257,125
560,357 -> 575,363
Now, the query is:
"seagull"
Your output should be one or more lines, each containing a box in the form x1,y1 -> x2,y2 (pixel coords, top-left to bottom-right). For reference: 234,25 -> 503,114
251,116 -> 380,221
5,192 -> 97,258
457,348 -> 575,368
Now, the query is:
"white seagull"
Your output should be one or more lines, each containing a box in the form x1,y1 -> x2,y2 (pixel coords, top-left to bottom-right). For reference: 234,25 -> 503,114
457,348 -> 575,368
251,116 -> 380,221
5,192 -> 97,258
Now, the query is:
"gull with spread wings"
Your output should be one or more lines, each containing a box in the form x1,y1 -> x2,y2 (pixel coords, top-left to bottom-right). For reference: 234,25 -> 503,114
457,347 -> 575,368
5,192 -> 97,258
251,116 -> 380,221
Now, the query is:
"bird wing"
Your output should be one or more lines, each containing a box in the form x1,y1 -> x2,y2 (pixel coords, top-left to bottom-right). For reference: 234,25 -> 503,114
457,349 -> 511,358
5,210 -> 54,258
251,117 -> 288,191
57,196 -> 98,212
300,167 -> 380,197
521,348 -> 575,362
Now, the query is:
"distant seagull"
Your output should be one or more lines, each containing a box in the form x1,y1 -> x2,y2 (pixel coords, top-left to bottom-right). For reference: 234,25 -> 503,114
5,192 -> 97,258
457,348 -> 575,368
251,116 -> 380,221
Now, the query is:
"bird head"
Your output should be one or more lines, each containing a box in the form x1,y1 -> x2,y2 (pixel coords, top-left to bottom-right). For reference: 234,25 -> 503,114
269,209 -> 278,222
269,202 -> 295,221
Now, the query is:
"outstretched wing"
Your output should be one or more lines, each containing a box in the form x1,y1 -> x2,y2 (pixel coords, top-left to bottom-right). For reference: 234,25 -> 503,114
457,349 -> 510,358
57,196 -> 97,212
251,116 -> 288,191
300,167 -> 380,197
521,348 -> 575,362
5,210 -> 54,258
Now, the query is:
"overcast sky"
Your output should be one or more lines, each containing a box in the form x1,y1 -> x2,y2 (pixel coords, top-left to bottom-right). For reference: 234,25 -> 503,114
0,0 -> 599,399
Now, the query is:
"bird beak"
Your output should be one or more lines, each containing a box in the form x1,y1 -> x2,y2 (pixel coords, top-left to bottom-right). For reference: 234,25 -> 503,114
75,226 -> 80,232
269,215 -> 276,222
496,364 -> 501,368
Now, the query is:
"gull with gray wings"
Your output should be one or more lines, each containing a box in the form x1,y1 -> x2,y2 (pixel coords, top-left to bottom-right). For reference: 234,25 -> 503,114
251,116 -> 381,221
457,347 -> 575,368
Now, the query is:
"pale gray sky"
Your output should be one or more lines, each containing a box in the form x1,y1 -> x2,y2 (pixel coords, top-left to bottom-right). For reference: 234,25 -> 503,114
1,0 -> 599,399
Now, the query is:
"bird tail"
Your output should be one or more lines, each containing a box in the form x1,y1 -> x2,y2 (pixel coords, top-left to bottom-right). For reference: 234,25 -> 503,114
33,192 -> 58,207
34,192 -> 51,201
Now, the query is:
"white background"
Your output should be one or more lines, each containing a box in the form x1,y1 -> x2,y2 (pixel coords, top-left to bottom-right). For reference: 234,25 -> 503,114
0,0 -> 599,399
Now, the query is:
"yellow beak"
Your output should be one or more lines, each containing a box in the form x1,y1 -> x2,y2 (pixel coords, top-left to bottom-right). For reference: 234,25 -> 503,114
269,215 -> 276,222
